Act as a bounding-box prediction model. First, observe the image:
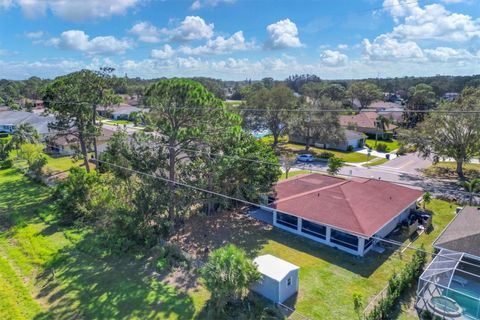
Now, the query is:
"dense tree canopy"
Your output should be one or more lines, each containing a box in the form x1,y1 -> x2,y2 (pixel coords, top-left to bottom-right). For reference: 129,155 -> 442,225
402,87 -> 480,179
347,81 -> 383,109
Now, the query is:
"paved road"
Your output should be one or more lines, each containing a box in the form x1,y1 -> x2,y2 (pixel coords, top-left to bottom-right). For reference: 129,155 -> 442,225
292,153 -> 475,202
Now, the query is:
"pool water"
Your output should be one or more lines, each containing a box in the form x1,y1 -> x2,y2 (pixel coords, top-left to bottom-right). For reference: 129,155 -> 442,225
445,285 -> 480,319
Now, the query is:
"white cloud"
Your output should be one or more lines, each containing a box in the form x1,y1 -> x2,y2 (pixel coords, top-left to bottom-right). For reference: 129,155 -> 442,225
169,16 -> 214,41
382,0 -> 418,22
25,31 -> 44,39
362,34 -> 424,61
190,0 -> 235,10
392,4 -> 480,42
46,30 -> 132,55
265,19 -> 304,49
129,22 -> 162,43
320,50 -> 348,67
337,44 -> 348,50
151,44 -> 175,59
10,0 -> 141,21
178,31 -> 254,55
424,47 -> 475,61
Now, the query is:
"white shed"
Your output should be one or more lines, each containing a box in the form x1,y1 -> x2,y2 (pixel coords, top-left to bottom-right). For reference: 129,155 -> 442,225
251,254 -> 299,303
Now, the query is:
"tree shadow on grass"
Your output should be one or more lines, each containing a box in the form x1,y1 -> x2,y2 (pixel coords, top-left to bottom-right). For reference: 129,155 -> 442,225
34,233 -> 196,320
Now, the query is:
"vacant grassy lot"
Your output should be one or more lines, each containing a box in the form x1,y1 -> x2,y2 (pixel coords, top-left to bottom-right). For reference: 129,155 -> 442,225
0,168 -> 202,319
365,139 -> 400,152
282,143 -> 376,163
423,162 -> 480,180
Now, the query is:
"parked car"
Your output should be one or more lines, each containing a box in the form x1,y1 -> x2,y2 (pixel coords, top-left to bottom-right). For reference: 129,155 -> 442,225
297,154 -> 315,162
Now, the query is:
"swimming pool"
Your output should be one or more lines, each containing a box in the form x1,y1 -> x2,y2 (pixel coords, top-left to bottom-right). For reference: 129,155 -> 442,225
446,282 -> 480,319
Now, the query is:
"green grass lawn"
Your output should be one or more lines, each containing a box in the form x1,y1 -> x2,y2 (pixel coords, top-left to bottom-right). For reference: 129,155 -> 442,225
280,170 -> 311,180
0,167 -> 457,320
423,162 -> 480,180
103,119 -> 134,125
0,168 -> 201,319
282,143 -> 376,163
363,158 -> 389,167
43,154 -> 84,173
365,139 -> 400,152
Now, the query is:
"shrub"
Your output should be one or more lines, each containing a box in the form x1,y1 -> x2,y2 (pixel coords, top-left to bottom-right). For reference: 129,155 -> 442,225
0,158 -> 13,169
347,145 -> 354,152
365,248 -> 427,320
201,244 -> 261,311
154,243 -> 190,273
327,156 -> 344,176
318,151 -> 335,159
376,143 -> 388,152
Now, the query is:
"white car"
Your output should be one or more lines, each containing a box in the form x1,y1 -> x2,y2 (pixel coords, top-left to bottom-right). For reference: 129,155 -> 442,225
297,154 -> 315,162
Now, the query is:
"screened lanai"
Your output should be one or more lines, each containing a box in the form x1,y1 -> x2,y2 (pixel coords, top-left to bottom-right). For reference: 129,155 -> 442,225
416,249 -> 480,319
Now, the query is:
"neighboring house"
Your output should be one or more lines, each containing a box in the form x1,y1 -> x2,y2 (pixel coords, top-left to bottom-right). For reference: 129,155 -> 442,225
16,98 -> 44,110
416,206 -> 480,319
443,92 -> 459,102
98,104 -> 142,120
45,127 -> 116,156
288,129 -> 366,151
367,101 -> 402,111
339,112 -> 397,137
252,254 -> 299,303
0,110 -> 55,136
261,173 -> 422,256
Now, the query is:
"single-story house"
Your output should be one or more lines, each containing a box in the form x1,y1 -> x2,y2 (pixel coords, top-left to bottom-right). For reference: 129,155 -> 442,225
262,173 -> 422,256
289,129 -> 366,151
433,206 -> 480,257
98,104 -> 142,120
0,110 -> 55,136
416,207 -> 480,319
339,112 -> 397,137
252,254 -> 299,303
45,127 -> 116,156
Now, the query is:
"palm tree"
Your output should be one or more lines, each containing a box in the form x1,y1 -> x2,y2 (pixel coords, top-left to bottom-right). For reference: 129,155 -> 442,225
374,115 -> 391,147
10,123 -> 40,149
422,192 -> 432,210
461,178 -> 480,206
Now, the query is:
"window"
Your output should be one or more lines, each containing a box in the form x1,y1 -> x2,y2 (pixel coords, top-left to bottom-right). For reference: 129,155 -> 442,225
287,277 -> 292,286
301,220 -> 326,240
276,212 -> 298,229
330,229 -> 358,251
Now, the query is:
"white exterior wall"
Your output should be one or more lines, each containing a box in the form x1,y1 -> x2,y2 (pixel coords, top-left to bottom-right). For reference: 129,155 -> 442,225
279,269 -> 299,303
252,275 -> 279,303
375,201 -> 417,238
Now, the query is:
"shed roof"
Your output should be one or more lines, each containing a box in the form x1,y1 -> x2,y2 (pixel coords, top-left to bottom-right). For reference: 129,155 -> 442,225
254,254 -> 299,282
272,173 -> 422,237
434,206 -> 480,258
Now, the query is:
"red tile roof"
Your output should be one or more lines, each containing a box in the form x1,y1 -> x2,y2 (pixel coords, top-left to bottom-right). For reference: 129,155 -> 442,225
272,173 -> 422,237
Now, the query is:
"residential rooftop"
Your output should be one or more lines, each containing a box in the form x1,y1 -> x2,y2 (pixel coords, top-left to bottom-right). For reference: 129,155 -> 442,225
272,173 -> 422,237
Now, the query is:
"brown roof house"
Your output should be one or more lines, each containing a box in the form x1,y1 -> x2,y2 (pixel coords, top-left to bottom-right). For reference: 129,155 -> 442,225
339,112 -> 397,138
261,173 -> 422,256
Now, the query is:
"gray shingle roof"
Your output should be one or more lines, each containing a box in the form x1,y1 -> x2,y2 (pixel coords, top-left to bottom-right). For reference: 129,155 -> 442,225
434,206 -> 480,257
0,110 -> 55,135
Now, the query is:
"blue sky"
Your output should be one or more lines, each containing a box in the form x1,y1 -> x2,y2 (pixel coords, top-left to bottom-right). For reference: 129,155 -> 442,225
0,0 -> 479,80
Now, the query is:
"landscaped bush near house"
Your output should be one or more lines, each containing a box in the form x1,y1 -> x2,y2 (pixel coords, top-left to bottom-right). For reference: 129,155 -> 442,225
364,247 -> 427,320
318,151 -> 335,159
347,145 -> 354,152
376,143 -> 388,152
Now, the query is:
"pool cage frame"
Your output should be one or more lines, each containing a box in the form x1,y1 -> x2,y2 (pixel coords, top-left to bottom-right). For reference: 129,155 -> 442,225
416,249 -> 480,319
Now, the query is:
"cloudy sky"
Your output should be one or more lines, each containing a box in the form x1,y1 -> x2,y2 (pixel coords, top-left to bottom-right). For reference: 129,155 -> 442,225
0,0 -> 479,80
